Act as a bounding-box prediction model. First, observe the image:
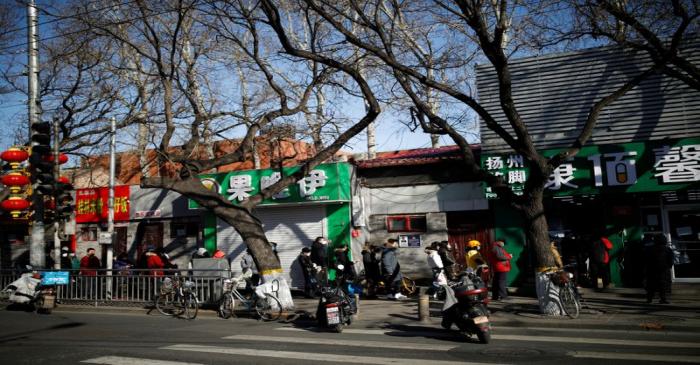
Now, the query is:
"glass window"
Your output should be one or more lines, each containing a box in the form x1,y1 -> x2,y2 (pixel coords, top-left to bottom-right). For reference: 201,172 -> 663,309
80,227 -> 97,241
387,215 -> 427,232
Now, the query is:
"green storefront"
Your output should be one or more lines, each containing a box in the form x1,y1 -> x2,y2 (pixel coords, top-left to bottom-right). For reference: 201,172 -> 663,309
482,137 -> 700,287
190,162 -> 353,288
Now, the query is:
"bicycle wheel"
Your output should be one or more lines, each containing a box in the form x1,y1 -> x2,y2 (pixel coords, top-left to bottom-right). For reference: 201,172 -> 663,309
219,293 -> 235,319
255,294 -> 282,321
560,284 -> 580,319
401,277 -> 417,296
156,293 -> 181,316
182,293 -> 198,320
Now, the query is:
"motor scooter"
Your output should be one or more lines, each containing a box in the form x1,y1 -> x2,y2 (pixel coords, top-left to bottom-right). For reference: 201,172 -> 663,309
316,264 -> 356,333
441,270 -> 491,343
1,270 -> 56,314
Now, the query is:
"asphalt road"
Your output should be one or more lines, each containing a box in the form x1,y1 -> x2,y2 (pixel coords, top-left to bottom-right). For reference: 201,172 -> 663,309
0,307 -> 698,365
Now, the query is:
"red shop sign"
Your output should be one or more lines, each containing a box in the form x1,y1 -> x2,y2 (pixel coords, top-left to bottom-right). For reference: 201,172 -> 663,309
75,186 -> 130,223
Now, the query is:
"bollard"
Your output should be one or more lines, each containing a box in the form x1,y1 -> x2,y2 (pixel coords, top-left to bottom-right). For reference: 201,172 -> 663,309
418,293 -> 430,322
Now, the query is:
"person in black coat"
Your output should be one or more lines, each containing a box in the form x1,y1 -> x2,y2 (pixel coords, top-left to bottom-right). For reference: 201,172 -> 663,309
311,237 -> 329,285
297,247 -> 317,298
644,234 -> 674,304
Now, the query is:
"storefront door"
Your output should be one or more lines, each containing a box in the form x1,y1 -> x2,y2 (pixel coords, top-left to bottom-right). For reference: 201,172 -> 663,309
665,206 -> 700,282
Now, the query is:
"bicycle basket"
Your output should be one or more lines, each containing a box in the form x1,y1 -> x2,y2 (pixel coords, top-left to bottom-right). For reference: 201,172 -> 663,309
222,279 -> 233,292
160,278 -> 174,294
550,271 -> 569,286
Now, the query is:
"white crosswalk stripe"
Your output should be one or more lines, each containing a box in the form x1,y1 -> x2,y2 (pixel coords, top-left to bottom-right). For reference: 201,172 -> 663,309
493,334 -> 698,348
81,356 -> 203,365
568,351 -> 700,363
222,334 -> 459,351
161,344 -> 498,365
79,323 -> 700,365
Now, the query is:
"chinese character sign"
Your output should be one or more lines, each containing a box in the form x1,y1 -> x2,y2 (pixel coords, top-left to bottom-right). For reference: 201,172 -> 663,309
481,138 -> 700,199
653,144 -> 700,183
75,186 -> 130,223
189,163 -> 351,208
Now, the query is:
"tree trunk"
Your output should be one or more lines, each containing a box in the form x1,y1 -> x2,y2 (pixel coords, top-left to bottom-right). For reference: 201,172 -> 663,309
143,177 -> 295,310
520,188 -> 563,315
214,205 -> 294,309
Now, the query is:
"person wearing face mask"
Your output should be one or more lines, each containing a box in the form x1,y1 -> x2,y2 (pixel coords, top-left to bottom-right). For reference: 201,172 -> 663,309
60,247 -> 72,270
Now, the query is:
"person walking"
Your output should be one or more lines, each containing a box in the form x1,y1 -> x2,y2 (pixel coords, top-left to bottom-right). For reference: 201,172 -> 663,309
240,248 -> 259,291
297,247 -> 317,298
145,248 -> 165,277
60,247 -> 72,270
644,234 -> 674,304
381,239 -> 405,300
334,244 -> 356,281
589,234 -> 613,290
438,241 -> 458,280
426,242 -> 446,298
361,244 -> 380,297
465,240 -> 486,271
79,248 -> 101,276
311,236 -> 329,285
490,240 -> 512,301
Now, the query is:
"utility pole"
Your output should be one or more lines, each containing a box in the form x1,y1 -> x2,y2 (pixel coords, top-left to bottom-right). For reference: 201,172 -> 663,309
27,0 -> 45,268
106,117 -> 116,299
52,118 -> 60,269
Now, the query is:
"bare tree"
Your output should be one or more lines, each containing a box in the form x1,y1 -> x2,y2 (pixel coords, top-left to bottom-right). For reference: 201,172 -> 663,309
571,0 -> 700,91
38,0 -> 381,307
259,0 -> 696,312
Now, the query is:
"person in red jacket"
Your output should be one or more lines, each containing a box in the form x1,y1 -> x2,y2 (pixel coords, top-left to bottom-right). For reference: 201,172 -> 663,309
79,248 -> 101,276
490,240 -> 512,301
145,249 -> 165,277
589,235 -> 613,290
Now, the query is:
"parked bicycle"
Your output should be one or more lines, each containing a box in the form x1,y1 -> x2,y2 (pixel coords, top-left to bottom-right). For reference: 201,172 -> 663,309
218,276 -> 282,321
155,275 -> 198,320
547,266 -> 580,319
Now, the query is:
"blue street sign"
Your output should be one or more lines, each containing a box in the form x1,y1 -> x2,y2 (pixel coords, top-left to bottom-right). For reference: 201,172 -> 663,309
41,271 -> 70,285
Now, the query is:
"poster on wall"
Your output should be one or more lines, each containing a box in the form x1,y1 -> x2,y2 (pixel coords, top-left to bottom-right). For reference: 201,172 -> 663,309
398,234 -> 422,248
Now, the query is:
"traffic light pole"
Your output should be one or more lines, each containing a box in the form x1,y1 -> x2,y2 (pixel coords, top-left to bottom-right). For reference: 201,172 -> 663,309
106,117 -> 116,300
53,118 -> 60,270
28,0 -> 45,269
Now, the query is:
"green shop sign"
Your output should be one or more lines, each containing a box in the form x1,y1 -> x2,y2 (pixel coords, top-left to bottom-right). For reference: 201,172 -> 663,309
481,137 -> 700,199
188,162 -> 352,208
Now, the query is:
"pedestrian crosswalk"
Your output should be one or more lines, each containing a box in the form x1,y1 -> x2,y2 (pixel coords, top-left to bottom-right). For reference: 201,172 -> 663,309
80,323 -> 700,365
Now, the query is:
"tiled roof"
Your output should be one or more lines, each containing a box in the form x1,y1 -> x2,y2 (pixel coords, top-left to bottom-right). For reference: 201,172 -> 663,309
354,145 -> 479,168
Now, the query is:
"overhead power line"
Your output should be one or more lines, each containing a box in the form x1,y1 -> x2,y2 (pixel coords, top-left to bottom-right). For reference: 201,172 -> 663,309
0,0 -> 141,38
0,1 -> 181,53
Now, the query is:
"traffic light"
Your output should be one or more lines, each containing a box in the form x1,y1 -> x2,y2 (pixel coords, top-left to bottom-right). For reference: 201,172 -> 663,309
30,122 -> 52,155
30,122 -> 54,195
54,181 -> 74,219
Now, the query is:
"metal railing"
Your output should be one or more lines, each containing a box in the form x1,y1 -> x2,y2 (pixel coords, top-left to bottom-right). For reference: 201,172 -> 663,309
0,269 -> 232,307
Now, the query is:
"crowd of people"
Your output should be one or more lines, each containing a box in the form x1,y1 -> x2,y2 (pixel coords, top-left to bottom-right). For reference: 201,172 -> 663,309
44,229 -> 677,305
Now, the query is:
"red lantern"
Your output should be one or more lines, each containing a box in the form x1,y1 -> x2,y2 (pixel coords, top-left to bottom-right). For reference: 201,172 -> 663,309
1,173 -> 31,194
1,197 -> 30,218
1,173 -> 30,186
1,148 -> 29,168
43,153 -> 69,164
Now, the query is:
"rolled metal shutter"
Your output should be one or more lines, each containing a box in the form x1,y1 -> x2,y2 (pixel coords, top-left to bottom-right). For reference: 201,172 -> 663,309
219,205 -> 326,288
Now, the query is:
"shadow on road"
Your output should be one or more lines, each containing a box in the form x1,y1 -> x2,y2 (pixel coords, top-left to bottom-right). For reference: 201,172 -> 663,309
0,321 -> 84,344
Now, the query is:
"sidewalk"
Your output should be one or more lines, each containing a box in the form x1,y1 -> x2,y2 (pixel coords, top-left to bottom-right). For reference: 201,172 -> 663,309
48,286 -> 700,333
286,286 -> 700,333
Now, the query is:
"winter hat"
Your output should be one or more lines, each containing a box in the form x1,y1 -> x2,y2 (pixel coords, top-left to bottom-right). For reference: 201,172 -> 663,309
301,247 -> 311,253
